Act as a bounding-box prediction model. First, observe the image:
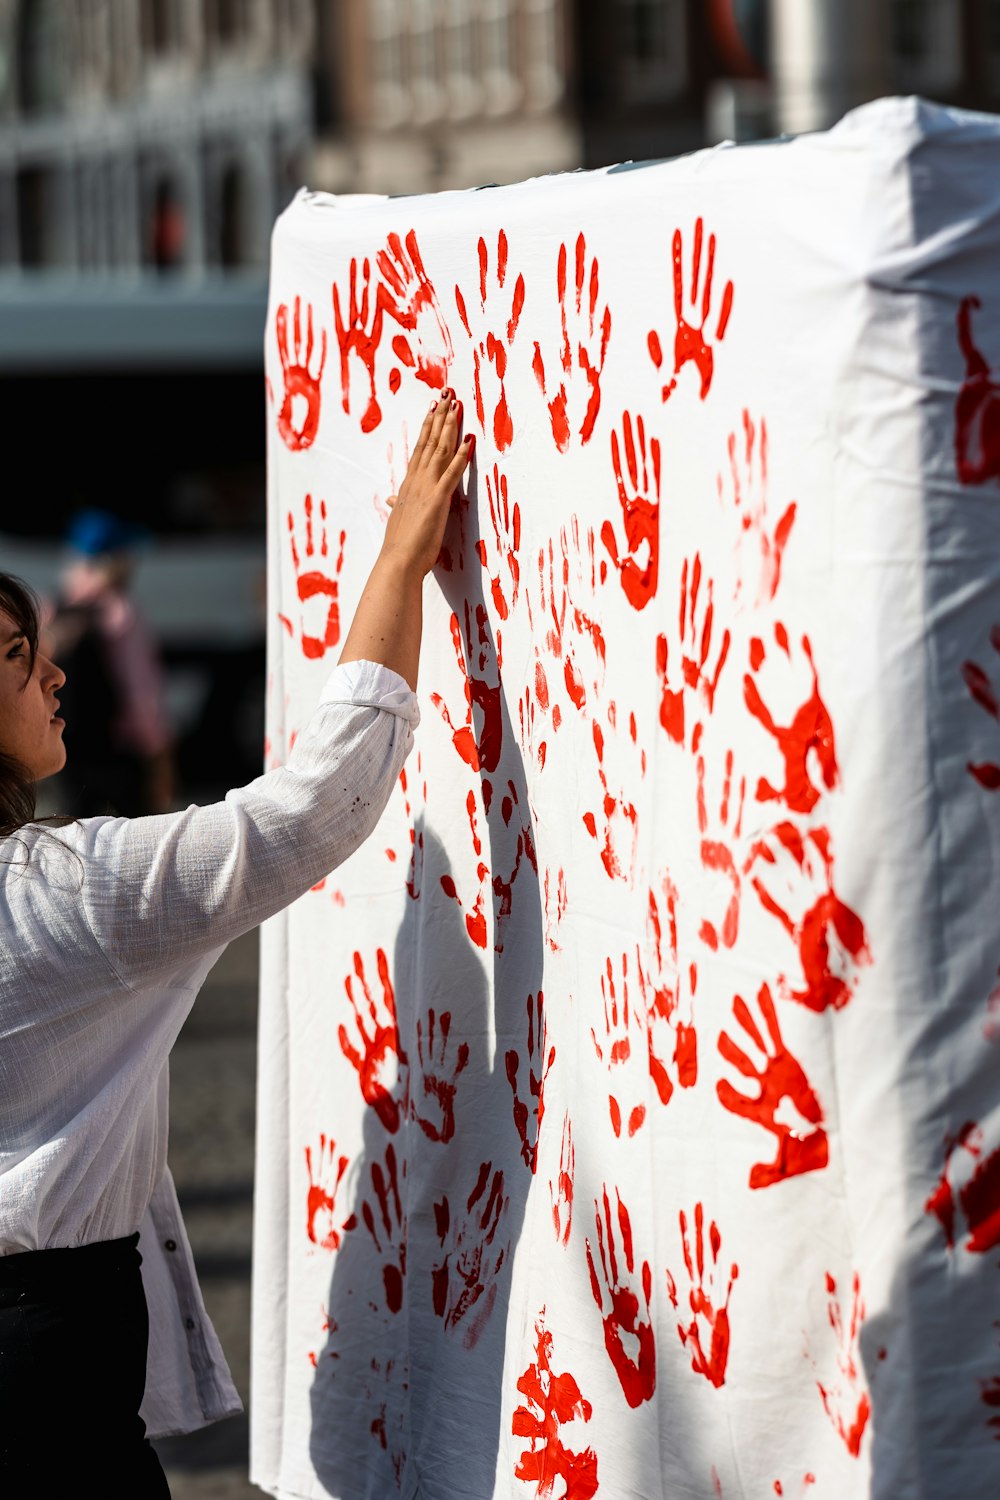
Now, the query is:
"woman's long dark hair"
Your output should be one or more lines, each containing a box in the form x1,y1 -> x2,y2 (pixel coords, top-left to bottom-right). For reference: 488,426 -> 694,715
0,572 -> 73,842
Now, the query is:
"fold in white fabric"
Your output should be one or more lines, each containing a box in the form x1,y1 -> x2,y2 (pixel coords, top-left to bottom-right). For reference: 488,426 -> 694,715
0,659 -> 416,1436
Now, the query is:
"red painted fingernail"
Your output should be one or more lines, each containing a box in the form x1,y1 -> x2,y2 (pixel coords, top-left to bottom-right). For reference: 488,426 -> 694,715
465,434 -> 475,449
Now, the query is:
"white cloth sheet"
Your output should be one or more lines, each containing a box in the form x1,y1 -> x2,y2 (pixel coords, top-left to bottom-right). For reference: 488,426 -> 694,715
255,97 -> 1000,1499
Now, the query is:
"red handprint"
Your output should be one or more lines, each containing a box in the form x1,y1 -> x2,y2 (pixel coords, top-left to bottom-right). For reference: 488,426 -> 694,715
304,1134 -> 350,1251
519,669 -> 550,773
543,864 -> 569,952
441,779 -> 535,955
305,1302 -> 340,1374
590,951 -> 646,1138
983,1374 -> 1000,1439
512,1312 -> 599,1500
716,984 -> 829,1189
398,755 -> 426,899
602,410 -> 661,611
366,1352 -> 408,1486
962,623 -> 1000,789
925,1120 -> 1000,1254
582,706 -> 640,884
432,1160 -> 510,1348
493,779 -> 539,954
648,217 -> 733,403
506,991 -> 556,1173
585,1184 -> 656,1407
347,1142 -> 407,1315
306,1304 -> 337,1370
338,948 -> 408,1132
697,747 -> 746,952
955,295 -> 1000,485
431,600 -> 504,774
411,1008 -> 470,1145
527,520 -> 608,725
773,1475 -> 818,1497
280,494 -> 347,660
718,410 -> 797,605
665,1203 -> 738,1388
532,232 -> 611,453
275,296 -> 327,450
643,880 -> 698,1106
455,229 -> 525,450
333,255 -> 384,433
656,554 -> 731,748
744,626 -> 838,814
376,228 -> 453,391
476,463 -> 521,622
747,822 -> 871,1013
814,1271 -> 871,1458
549,1110 -> 575,1247
440,789 -> 489,950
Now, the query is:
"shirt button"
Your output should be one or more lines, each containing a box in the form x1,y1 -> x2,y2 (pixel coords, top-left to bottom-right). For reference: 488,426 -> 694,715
185,1317 -> 196,1331
164,1240 -> 177,1252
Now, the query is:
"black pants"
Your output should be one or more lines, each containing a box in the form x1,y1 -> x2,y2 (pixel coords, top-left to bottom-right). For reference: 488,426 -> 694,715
0,1233 -> 171,1497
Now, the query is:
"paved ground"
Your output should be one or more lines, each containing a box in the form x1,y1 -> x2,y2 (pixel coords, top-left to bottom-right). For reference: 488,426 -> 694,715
152,927 -> 261,1500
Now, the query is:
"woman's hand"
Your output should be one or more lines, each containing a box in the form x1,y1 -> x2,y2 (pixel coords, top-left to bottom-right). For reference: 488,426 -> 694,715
381,391 -> 474,577
338,391 -> 474,690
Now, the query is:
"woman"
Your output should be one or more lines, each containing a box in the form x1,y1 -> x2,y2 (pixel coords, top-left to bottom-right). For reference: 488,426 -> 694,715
0,396 -> 472,1494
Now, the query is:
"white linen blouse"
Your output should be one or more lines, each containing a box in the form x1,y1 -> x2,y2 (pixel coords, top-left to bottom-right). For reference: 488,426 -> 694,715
0,659 -> 417,1438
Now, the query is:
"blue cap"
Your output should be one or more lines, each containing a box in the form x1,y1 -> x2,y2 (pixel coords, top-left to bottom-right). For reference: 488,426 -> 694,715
66,508 -> 150,557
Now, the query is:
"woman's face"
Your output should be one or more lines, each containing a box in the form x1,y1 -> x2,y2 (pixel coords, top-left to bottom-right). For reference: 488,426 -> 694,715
0,611 -> 67,781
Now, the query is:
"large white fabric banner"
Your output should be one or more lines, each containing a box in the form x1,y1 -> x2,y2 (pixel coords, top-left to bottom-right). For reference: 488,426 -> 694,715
253,97 -> 1000,1500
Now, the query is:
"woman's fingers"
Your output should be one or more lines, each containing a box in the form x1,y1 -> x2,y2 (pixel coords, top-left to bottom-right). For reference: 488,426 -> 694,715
433,402 -> 463,466
442,433 -> 475,491
378,396 -> 473,576
426,400 -> 459,473
408,393 -> 450,471
401,394 -> 452,491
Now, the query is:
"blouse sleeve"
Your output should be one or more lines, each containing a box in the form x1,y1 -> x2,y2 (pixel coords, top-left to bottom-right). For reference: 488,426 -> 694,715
77,660 -> 418,989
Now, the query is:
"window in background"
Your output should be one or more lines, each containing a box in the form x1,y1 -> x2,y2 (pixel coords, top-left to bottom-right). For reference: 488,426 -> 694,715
147,174 -> 187,270
140,0 -> 175,55
219,160 -> 248,267
0,32 -> 10,115
208,0 -> 253,47
988,0 -> 1000,94
216,0 -> 241,44
76,160 -> 96,269
411,0 -> 443,122
482,0 -> 518,112
370,0 -> 408,127
889,0 -> 960,92
444,0 -> 480,117
524,0 -> 562,110
274,0 -> 314,61
0,175 -> 16,264
16,165 -> 55,265
17,0 -> 66,114
73,0 -> 113,101
617,0 -> 686,104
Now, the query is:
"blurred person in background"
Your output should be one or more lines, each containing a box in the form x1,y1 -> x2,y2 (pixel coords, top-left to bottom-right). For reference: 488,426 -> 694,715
44,508 -> 176,817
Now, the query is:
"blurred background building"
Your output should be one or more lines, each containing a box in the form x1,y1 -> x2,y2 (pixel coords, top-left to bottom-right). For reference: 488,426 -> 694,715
6,1 -> 1000,812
